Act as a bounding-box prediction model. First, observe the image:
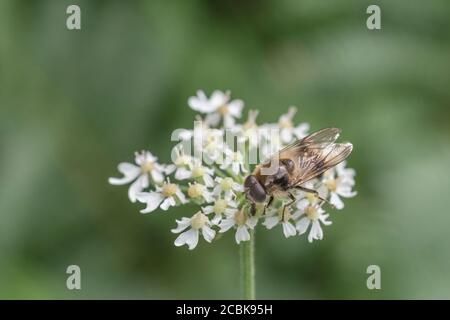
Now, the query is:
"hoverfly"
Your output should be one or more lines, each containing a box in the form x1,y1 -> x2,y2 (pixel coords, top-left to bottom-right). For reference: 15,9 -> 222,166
244,127 -> 353,216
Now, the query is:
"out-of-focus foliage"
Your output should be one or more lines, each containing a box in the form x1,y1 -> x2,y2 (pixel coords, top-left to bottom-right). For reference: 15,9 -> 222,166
1,0 -> 449,299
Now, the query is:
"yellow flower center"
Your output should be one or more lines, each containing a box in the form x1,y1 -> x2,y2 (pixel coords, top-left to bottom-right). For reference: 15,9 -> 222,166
325,179 -> 337,192
305,206 -> 319,220
188,183 -> 204,198
213,199 -> 227,215
140,161 -> 154,173
190,212 -> 207,230
220,177 -> 234,191
161,183 -> 177,197
192,166 -> 205,178
218,105 -> 228,116
234,210 -> 247,226
305,192 -> 317,203
279,119 -> 293,129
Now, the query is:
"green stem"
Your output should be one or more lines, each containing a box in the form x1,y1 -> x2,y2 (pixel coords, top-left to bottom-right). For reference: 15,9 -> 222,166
240,228 -> 255,300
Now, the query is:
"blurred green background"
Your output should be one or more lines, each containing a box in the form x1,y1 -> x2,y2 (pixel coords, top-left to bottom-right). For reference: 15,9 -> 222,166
1,0 -> 450,299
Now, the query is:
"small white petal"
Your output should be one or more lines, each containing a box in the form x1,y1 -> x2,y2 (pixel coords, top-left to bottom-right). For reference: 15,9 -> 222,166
175,168 -> 192,180
296,198 -> 310,211
227,100 -> 243,117
128,174 -> 149,203
336,185 -> 357,198
202,206 -> 214,214
232,183 -> 244,192
218,218 -> 235,233
308,220 -> 323,242
205,112 -> 221,126
171,218 -> 191,233
263,216 -> 279,230
151,169 -> 164,183
203,192 -> 214,203
165,164 -> 176,174
319,213 -> 332,226
313,220 -> 323,240
246,217 -> 258,229
228,200 -> 238,207
282,222 -> 297,238
211,214 -> 222,225
213,185 -> 221,196
231,162 -> 240,176
296,217 -> 310,235
224,114 -> 235,128
224,208 -> 238,216
293,123 -> 310,139
160,197 -> 175,211
175,190 -> 187,204
108,163 -> 140,185
281,128 -> 292,144
203,174 -> 214,187
202,225 -> 216,243
235,226 -> 250,244
139,192 -> 164,213
188,90 -> 215,113
174,228 -> 199,250
330,192 -> 344,210
210,90 -> 228,108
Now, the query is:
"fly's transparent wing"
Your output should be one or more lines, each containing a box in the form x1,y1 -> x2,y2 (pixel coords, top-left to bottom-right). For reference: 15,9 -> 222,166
290,142 -> 353,186
277,127 -> 341,160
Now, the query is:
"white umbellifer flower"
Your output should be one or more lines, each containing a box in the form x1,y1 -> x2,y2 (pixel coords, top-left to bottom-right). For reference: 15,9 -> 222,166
218,209 -> 258,244
262,207 -> 299,238
236,110 -> 260,147
167,146 -> 192,179
220,149 -> 247,176
108,151 -> 166,202
187,182 -> 214,203
203,129 -> 225,163
136,180 -> 187,214
171,211 -> 216,250
109,89 -> 358,250
188,90 -> 244,128
295,199 -> 332,243
213,177 -> 244,200
277,107 -> 310,144
202,198 -> 238,224
317,161 -> 357,210
176,159 -> 215,187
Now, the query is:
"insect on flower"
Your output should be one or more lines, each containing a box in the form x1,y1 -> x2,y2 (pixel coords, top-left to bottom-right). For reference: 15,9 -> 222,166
244,127 -> 353,218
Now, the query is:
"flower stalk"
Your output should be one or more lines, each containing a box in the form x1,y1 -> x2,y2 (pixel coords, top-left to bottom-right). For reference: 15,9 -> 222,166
240,228 -> 255,300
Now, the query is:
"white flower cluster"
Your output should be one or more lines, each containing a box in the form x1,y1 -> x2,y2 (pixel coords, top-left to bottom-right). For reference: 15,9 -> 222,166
109,90 -> 357,249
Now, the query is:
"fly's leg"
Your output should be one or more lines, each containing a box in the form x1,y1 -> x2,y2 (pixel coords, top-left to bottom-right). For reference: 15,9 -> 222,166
262,195 -> 274,216
294,186 -> 334,209
282,192 -> 296,221
250,202 -> 256,215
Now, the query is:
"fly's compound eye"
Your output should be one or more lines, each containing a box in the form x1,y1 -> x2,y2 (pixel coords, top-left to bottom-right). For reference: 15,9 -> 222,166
249,183 -> 267,202
244,175 -> 267,203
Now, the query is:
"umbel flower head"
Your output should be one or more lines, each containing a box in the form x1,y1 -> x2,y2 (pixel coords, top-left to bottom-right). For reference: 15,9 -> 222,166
109,90 -> 357,250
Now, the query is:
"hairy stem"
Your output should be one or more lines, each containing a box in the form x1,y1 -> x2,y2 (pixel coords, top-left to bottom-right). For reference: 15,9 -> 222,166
240,228 -> 255,300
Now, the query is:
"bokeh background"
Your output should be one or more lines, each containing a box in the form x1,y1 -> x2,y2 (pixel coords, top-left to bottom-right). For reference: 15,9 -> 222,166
1,0 -> 450,299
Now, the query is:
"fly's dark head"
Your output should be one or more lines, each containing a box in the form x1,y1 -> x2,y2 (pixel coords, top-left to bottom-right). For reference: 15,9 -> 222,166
244,175 -> 267,203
